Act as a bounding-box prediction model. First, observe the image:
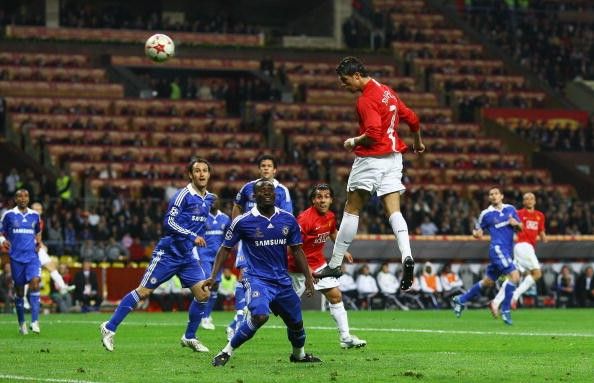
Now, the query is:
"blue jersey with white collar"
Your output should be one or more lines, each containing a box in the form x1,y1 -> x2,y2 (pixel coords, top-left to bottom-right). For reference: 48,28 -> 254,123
1,207 -> 40,262
234,178 -> 293,215
201,210 -> 231,263
476,203 -> 520,254
223,206 -> 301,286
159,183 -> 216,258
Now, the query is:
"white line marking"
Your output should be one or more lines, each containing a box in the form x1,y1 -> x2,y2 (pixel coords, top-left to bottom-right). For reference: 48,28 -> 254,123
1,319 -> 592,338
0,374 -> 104,383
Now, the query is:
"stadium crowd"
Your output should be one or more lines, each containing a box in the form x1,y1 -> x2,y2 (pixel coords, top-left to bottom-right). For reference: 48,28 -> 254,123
463,0 -> 594,91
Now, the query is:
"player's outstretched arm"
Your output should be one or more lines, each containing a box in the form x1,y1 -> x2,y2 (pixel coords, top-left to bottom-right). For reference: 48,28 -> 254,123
290,244 -> 315,297
0,235 -> 10,251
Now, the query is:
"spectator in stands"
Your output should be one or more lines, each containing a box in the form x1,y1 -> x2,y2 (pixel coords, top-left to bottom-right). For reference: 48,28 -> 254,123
376,262 -> 408,310
440,263 -> 466,304
419,215 -> 439,235
216,267 -> 237,311
105,237 -> 129,262
79,239 -> 105,262
576,265 -> 594,308
338,265 -> 359,310
73,260 -> 102,312
556,265 -> 576,308
356,264 -> 379,309
419,262 -> 442,308
0,262 -> 14,313
56,169 -> 72,203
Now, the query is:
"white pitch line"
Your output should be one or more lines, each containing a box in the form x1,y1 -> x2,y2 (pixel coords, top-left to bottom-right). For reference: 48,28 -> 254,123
0,374 -> 104,383
1,319 -> 592,338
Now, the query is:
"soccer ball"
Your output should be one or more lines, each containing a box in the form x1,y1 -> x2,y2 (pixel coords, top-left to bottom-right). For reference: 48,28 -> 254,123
144,34 -> 175,63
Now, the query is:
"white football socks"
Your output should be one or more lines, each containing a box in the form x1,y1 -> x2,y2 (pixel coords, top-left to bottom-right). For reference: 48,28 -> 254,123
389,212 -> 412,262
329,301 -> 350,341
492,280 -> 508,309
50,270 -> 67,290
328,212 -> 359,269
513,274 -> 535,301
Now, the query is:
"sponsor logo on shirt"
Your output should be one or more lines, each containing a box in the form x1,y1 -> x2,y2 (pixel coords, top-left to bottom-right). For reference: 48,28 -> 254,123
254,238 -> 287,246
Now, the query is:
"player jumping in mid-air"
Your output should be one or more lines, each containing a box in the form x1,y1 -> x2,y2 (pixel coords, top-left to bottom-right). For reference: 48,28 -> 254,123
314,56 -> 425,293
100,158 -> 215,352
288,184 -> 366,349
203,179 -> 321,366
227,154 -> 293,340
0,189 -> 42,334
452,187 -> 523,325
490,192 -> 546,315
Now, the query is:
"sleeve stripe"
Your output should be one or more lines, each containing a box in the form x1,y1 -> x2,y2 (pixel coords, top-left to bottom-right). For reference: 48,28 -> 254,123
167,216 -> 197,237
173,188 -> 188,207
229,211 -> 250,231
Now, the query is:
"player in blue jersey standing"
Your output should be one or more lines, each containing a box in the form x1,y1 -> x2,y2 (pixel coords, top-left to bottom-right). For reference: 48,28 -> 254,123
452,187 -> 523,325
198,195 -> 231,330
100,158 -> 216,351
0,189 -> 42,334
203,179 -> 321,366
227,154 -> 293,340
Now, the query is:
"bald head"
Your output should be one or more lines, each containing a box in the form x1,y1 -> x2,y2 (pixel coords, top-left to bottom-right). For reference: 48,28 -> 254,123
31,202 -> 43,215
522,192 -> 536,210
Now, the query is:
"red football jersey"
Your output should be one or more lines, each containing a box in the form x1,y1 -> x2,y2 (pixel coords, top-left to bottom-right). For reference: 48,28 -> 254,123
516,208 -> 545,247
287,207 -> 336,272
354,79 -> 420,157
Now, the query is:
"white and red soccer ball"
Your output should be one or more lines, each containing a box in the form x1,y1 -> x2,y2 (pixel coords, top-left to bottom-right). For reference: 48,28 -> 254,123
144,33 -> 175,63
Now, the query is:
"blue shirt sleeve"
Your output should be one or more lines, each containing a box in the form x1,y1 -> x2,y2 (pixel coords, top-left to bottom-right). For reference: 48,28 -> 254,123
277,186 -> 293,215
287,216 -> 302,246
164,190 -> 198,242
222,219 -> 241,248
235,184 -> 247,207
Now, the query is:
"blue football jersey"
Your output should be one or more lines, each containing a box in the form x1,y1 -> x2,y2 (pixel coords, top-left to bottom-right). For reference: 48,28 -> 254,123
223,207 -> 302,286
234,178 -> 293,215
1,207 -> 40,262
159,183 -> 216,258
201,210 -> 231,263
476,204 -> 520,253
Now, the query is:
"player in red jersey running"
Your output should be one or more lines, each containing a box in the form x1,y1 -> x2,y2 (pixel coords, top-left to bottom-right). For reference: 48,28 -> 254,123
490,192 -> 546,315
288,184 -> 366,349
314,56 -> 425,292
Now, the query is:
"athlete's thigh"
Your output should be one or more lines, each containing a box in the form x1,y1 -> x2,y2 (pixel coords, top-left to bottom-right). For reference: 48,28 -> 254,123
24,257 -> 41,283
513,243 -> 540,270
177,257 -> 208,288
140,249 -> 179,289
270,284 -> 303,325
377,153 -> 405,197
243,276 -> 275,316
347,156 -> 383,194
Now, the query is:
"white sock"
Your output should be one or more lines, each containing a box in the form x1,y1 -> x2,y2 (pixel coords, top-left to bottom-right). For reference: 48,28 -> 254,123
389,212 -> 412,262
492,280 -> 508,309
328,212 -> 359,269
329,301 -> 350,341
222,341 -> 235,355
50,270 -> 67,290
292,346 -> 305,359
513,275 -> 535,301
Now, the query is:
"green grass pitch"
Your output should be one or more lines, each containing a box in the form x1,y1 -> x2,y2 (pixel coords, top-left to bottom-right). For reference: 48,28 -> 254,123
1,309 -> 592,383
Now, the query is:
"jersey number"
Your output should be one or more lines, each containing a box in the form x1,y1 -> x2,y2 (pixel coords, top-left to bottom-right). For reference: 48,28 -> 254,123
388,104 -> 397,151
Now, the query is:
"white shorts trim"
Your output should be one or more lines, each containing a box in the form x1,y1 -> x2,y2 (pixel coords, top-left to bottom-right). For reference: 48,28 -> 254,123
347,153 -> 405,197
289,264 -> 339,297
513,242 -> 540,272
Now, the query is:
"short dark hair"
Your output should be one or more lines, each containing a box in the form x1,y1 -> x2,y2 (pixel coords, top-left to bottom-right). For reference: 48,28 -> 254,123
187,157 -> 212,174
336,56 -> 369,77
257,154 -> 276,168
254,178 -> 274,192
309,183 -> 334,202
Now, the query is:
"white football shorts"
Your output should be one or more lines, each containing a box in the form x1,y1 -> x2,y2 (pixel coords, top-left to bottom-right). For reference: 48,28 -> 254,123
513,242 -> 540,272
38,246 -> 51,266
290,264 -> 339,297
347,152 -> 405,197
